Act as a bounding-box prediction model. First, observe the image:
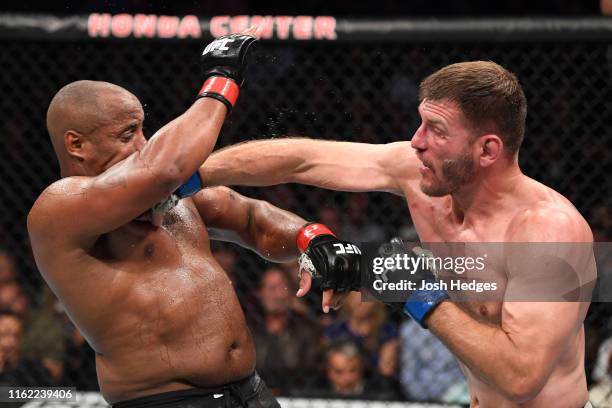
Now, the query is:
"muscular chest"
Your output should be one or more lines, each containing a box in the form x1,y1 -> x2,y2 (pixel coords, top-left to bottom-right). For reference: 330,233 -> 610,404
92,199 -> 209,265
407,198 -> 508,323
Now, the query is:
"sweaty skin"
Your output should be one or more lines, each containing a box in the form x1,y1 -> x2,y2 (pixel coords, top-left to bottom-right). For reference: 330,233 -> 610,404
28,81 -> 304,403
200,98 -> 594,408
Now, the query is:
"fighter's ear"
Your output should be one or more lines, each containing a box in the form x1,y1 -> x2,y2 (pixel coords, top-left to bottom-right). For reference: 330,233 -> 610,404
64,130 -> 87,161
477,134 -> 503,167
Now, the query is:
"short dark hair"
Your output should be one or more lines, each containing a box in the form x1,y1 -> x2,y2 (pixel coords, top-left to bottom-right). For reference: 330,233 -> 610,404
419,61 -> 528,156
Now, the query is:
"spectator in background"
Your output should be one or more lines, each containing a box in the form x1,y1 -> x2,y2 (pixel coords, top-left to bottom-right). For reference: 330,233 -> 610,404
249,267 -> 321,395
301,340 -> 400,400
277,261 -> 316,316
585,203 -> 612,384
61,322 -> 98,390
318,206 -> 342,238
0,250 -> 29,320
590,203 -> 612,242
0,249 -> 17,283
0,310 -> 54,387
590,347 -> 612,407
593,336 -> 612,386
603,0 -> 612,15
22,286 -> 67,385
324,292 -> 399,378
399,318 -> 467,404
341,194 -> 386,243
0,281 -> 29,318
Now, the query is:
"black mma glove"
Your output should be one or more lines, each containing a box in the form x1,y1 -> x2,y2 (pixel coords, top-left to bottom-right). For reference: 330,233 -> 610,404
296,223 -> 362,292
378,238 -> 448,328
197,33 -> 257,112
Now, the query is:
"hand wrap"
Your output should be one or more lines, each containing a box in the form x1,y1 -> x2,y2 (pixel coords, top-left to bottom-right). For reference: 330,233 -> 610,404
297,223 -> 362,292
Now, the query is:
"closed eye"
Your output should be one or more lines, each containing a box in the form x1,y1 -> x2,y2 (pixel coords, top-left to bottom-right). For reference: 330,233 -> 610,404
119,123 -> 140,141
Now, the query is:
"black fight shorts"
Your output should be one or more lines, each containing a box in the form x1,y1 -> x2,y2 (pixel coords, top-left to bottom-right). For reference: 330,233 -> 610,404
112,372 -> 280,408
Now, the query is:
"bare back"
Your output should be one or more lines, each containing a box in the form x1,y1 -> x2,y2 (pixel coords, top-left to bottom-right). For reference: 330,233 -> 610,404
28,187 -> 254,403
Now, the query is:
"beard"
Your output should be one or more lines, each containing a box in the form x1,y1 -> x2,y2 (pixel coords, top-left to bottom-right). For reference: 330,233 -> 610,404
420,150 -> 476,197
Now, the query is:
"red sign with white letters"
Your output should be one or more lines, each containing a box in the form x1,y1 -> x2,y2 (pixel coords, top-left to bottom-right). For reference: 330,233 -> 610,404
87,14 -> 337,40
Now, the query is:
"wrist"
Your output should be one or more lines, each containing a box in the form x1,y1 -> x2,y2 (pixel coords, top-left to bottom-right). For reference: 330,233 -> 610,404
403,284 -> 449,329
296,222 -> 336,252
152,171 -> 203,214
175,171 -> 203,198
197,76 -> 240,112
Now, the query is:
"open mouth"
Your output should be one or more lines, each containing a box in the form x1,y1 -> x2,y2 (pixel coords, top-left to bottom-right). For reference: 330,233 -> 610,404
420,161 -> 434,175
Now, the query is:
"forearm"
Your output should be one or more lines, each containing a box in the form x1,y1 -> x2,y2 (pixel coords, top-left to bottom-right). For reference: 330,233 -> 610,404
427,302 -> 543,401
250,199 -> 306,262
201,138 -> 404,193
201,138 -> 313,187
138,98 -> 227,188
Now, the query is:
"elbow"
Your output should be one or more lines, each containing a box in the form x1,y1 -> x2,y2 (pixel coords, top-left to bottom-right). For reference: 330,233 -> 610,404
140,129 -> 204,190
150,164 -> 184,195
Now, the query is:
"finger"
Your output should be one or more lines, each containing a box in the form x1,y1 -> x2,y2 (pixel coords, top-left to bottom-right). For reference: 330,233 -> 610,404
296,272 -> 313,298
322,289 -> 334,314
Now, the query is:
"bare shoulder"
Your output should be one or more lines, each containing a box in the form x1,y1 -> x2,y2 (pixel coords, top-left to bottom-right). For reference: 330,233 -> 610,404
504,187 -> 595,302
28,177 -> 91,244
506,186 -> 592,243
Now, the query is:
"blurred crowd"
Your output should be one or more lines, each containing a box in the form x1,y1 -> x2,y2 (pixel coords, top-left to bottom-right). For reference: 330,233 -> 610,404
0,3 -> 610,402
1,205 -> 611,405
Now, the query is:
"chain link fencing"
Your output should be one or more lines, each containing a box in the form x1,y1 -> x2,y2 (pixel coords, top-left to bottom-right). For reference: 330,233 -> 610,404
0,21 -> 611,405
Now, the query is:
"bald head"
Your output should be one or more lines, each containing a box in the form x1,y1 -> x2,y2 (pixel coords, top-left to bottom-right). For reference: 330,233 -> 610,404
46,80 -> 143,175
47,80 -> 138,142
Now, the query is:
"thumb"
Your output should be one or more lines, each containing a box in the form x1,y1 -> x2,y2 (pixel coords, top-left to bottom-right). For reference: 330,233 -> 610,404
296,269 -> 313,298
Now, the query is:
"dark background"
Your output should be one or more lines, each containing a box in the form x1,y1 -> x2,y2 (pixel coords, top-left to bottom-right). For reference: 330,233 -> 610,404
0,1 -> 610,404
0,0 -> 603,16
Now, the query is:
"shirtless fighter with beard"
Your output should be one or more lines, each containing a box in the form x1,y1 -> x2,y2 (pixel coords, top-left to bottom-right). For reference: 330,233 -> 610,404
199,61 -> 596,407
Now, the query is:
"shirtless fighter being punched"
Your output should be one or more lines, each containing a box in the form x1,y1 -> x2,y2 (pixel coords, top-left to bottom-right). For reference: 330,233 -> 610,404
27,30 -> 359,407
201,61 -> 595,407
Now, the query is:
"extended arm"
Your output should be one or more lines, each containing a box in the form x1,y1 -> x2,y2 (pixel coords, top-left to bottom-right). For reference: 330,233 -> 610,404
201,138 -> 419,195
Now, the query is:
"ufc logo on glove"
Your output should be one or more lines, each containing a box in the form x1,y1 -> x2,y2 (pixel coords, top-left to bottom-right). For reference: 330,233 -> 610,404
202,39 -> 235,55
333,243 -> 362,255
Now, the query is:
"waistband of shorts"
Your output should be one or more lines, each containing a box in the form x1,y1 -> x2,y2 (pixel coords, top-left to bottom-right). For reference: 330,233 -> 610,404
112,372 -> 257,408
